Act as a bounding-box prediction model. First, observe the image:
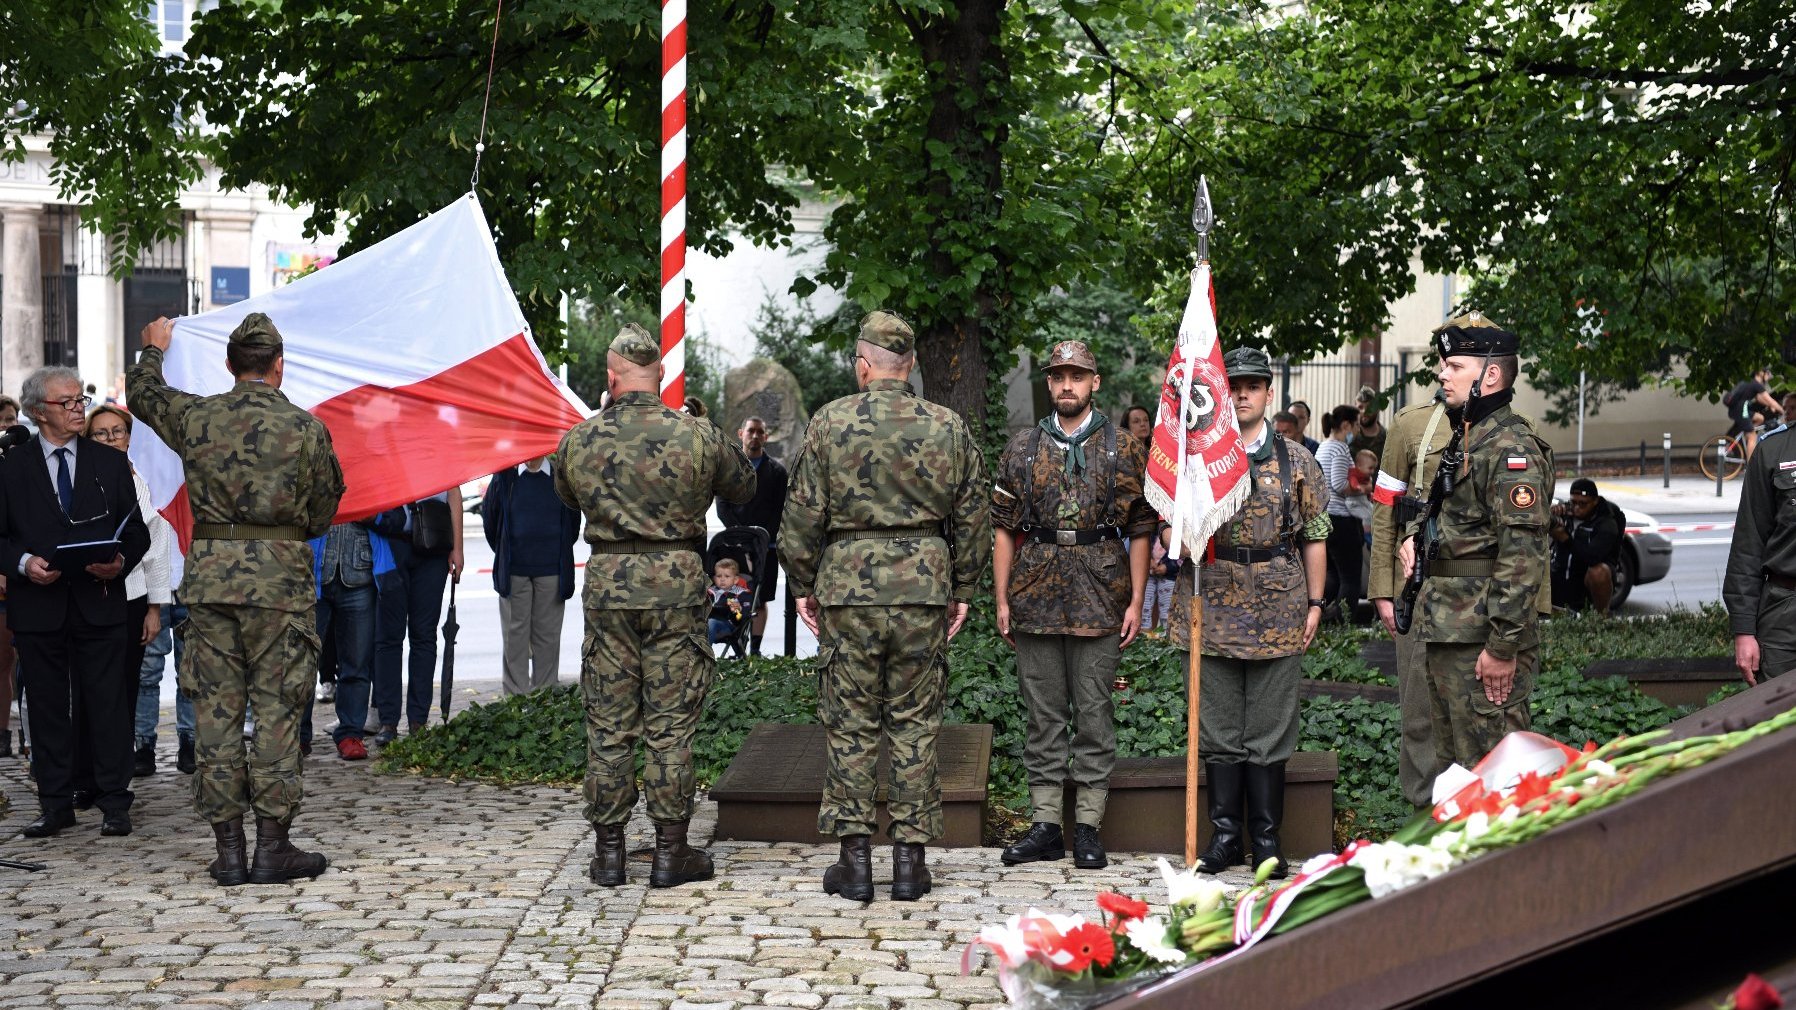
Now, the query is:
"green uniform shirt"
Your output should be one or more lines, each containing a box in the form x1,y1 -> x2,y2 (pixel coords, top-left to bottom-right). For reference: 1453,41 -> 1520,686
126,346 -> 345,612
553,391 -> 756,610
1367,399 -> 1452,600
1724,426 -> 1796,635
778,378 -> 992,607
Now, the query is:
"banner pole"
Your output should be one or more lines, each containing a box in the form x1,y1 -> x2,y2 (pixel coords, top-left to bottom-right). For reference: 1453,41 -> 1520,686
1186,592 -> 1203,867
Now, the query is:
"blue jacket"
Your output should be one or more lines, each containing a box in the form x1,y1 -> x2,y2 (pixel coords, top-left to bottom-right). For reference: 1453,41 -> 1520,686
308,523 -> 396,596
482,464 -> 581,600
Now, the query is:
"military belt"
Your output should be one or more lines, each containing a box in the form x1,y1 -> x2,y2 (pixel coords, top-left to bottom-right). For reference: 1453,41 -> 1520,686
1768,573 -> 1796,591
589,537 -> 705,556
1021,526 -> 1123,547
1208,544 -> 1290,564
826,526 -> 941,546
190,523 -> 307,542
1431,558 -> 1496,578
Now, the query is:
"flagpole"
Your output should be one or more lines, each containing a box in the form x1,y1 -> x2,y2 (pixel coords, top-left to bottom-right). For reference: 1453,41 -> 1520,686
1185,178 -> 1212,868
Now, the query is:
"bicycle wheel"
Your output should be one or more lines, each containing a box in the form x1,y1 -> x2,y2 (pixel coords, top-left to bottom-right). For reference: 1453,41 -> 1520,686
1697,435 -> 1746,481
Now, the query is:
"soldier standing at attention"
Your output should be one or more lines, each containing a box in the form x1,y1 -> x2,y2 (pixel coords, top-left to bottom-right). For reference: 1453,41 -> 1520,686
555,323 -> 756,889
778,310 -> 991,903
1170,347 -> 1328,880
128,314 -> 345,886
992,340 -> 1155,871
1399,318 -> 1553,773
1724,417 -> 1796,684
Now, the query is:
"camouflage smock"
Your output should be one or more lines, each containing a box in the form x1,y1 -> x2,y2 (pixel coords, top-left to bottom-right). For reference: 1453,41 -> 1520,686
778,378 -> 992,606
126,347 -> 345,612
1170,433 -> 1328,659
553,391 -> 756,609
992,421 -> 1158,635
1411,402 -> 1554,658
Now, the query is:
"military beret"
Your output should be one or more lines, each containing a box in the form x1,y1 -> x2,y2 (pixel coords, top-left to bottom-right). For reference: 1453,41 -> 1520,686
1434,311 -> 1519,359
1041,340 -> 1098,374
1222,346 -> 1274,382
859,310 -> 915,356
610,323 -> 661,366
227,312 -> 283,350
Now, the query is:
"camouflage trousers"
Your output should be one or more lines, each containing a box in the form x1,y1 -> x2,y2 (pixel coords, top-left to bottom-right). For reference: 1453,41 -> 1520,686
581,604 -> 713,826
178,603 -> 320,826
1197,653 -> 1301,764
816,604 -> 948,845
1424,643 -> 1536,770
1013,631 -> 1117,826
1394,626 -> 1441,808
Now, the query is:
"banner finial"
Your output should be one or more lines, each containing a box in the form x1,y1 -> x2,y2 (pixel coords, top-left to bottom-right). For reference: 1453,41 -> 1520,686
1191,175 -> 1213,264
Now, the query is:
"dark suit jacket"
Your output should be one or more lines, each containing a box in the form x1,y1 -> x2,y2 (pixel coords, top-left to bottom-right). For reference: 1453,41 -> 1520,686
717,454 -> 789,538
481,465 -> 581,600
0,435 -> 152,634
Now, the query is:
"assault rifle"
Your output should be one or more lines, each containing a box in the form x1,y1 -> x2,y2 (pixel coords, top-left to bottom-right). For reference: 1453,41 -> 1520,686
1393,428 -> 1466,636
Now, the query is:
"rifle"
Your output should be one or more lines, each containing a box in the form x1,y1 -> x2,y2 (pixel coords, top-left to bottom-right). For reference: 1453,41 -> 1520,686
1393,426 -> 1466,636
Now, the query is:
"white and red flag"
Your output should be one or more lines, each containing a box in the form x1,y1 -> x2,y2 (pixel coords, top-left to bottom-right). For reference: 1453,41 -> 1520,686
1142,262 -> 1251,561
131,194 -> 589,543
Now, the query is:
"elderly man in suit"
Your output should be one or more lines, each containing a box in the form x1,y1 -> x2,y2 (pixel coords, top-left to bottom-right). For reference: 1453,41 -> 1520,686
0,366 -> 150,837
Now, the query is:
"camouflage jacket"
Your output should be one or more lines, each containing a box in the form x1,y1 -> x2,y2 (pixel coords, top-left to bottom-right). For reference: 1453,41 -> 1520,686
778,379 -> 992,607
1411,401 -> 1554,657
553,390 -> 755,610
1170,432 -> 1328,660
126,347 -> 345,612
1367,399 -> 1453,600
992,420 -> 1157,636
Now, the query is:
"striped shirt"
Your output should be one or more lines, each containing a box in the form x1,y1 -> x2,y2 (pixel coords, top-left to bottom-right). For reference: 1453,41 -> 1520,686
1315,437 -> 1356,517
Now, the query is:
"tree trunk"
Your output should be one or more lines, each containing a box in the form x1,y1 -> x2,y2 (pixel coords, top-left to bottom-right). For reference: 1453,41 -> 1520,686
909,0 -> 1010,442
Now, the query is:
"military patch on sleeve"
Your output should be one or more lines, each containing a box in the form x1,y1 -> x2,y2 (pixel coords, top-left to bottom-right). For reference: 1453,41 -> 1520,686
1508,483 -> 1538,510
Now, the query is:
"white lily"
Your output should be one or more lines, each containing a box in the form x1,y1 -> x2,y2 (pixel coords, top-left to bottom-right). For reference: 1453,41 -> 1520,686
1122,916 -> 1189,965
1157,858 -> 1230,912
1586,759 -> 1618,778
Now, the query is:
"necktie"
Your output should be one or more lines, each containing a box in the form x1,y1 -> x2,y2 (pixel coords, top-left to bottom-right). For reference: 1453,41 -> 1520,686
54,447 -> 73,516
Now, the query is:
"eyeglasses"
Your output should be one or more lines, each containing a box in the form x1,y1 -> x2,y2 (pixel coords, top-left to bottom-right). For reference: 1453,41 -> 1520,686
54,396 -> 94,412
51,476 -> 113,528
90,427 -> 129,443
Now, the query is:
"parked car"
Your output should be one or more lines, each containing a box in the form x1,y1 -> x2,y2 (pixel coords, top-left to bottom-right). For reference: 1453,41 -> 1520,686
1613,507 -> 1673,609
461,477 -> 490,516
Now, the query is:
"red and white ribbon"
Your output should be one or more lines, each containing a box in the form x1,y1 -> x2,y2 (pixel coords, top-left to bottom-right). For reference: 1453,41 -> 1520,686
659,0 -> 687,407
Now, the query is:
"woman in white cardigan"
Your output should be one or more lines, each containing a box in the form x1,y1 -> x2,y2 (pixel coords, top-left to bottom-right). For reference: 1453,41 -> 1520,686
86,406 -> 173,779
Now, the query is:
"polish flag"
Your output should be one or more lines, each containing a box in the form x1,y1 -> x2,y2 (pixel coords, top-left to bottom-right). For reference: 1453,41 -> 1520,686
130,194 -> 589,546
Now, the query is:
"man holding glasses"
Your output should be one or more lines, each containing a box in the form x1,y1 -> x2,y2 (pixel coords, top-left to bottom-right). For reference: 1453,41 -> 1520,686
0,367 -> 150,838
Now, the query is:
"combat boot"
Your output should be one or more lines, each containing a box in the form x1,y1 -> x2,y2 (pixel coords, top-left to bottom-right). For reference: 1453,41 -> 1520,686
590,823 -> 627,887
1196,762 -> 1246,875
1000,822 -> 1065,865
209,816 -> 249,887
648,821 -> 714,888
1245,762 -> 1289,879
823,834 -> 873,902
248,817 -> 329,884
891,842 -> 931,902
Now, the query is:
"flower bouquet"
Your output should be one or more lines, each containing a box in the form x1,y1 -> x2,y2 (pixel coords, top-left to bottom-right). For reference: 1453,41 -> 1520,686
965,707 -> 1796,1006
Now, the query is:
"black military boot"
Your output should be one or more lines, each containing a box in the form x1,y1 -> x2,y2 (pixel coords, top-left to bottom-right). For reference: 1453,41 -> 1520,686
590,823 -> 627,887
209,817 -> 249,887
1245,762 -> 1289,880
891,842 -> 931,901
649,821 -> 714,888
1196,762 -> 1246,875
1072,823 -> 1108,869
176,733 -> 196,775
133,741 -> 156,777
248,817 -> 329,884
1000,822 -> 1065,865
823,834 -> 873,901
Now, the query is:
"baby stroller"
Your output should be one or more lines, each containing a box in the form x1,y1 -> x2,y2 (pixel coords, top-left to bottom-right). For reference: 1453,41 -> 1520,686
706,526 -> 771,660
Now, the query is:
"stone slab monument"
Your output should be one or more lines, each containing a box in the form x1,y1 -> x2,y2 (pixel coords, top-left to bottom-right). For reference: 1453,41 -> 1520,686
723,356 -> 808,463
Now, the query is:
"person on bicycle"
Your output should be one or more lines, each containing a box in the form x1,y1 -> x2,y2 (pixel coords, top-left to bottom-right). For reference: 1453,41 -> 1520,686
1725,368 -> 1782,459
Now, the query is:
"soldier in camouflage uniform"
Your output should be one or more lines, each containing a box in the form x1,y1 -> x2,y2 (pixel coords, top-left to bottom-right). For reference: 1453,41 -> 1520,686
992,340 -> 1155,872
1367,389 -> 1453,809
1169,347 -> 1329,879
553,323 -> 756,889
128,314 -> 345,887
778,310 -> 992,903
1399,317 -> 1553,773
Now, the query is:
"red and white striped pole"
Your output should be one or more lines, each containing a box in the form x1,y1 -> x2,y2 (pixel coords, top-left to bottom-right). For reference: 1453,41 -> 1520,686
659,0 -> 687,408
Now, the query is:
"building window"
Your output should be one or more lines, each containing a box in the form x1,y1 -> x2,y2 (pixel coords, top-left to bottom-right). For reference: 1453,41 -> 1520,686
147,0 -> 185,44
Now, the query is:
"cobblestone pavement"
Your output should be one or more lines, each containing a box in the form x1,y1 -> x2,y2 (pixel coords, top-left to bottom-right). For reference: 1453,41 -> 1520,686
0,686 -> 1256,1009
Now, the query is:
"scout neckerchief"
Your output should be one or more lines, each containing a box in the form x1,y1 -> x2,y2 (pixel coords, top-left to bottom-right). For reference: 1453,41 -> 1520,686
1037,409 -> 1107,475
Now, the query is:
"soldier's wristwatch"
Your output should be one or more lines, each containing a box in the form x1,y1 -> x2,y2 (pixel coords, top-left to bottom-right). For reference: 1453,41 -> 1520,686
1307,598 -> 1326,609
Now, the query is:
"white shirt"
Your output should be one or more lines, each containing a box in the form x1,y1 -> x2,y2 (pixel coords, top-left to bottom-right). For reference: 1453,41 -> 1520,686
125,468 -> 174,605
39,432 -> 76,486
1241,420 -> 1269,456
516,459 -> 553,477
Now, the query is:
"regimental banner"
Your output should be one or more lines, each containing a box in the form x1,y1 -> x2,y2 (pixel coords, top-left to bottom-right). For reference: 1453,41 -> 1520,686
132,194 -> 589,546
1143,263 -> 1250,561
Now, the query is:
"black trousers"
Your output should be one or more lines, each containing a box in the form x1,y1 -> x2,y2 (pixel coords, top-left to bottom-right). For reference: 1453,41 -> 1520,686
16,597 -> 133,815
1323,513 -> 1365,608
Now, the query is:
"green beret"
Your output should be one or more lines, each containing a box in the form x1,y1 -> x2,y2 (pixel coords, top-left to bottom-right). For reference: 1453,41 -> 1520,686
1434,311 -> 1519,358
859,310 -> 915,356
1222,346 -> 1273,382
227,312 -> 283,350
610,323 -> 661,366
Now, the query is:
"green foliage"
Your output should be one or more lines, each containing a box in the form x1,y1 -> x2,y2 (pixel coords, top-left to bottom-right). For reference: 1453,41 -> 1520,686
748,296 -> 862,416
1300,623 -> 1389,685
562,295 -> 724,413
1298,696 -> 1410,843
1531,664 -> 1682,748
1539,604 -> 1732,670
382,684 -> 586,784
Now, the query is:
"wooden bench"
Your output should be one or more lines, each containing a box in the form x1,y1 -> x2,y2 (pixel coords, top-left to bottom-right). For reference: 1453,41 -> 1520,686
709,722 -> 990,847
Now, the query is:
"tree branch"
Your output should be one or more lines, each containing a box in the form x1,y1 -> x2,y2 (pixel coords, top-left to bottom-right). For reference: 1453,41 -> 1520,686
1466,46 -> 1787,89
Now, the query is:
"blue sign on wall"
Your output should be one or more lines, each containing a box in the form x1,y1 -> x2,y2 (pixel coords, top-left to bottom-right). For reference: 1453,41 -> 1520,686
211,266 -> 250,305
